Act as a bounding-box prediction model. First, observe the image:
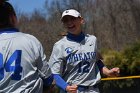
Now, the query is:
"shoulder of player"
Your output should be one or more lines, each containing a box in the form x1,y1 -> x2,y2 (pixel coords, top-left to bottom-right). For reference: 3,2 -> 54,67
18,33 -> 41,44
85,34 -> 97,40
25,33 -> 38,39
53,36 -> 66,48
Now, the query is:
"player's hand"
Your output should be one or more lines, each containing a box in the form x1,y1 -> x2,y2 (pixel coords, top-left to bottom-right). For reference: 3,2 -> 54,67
66,85 -> 78,93
108,67 -> 120,77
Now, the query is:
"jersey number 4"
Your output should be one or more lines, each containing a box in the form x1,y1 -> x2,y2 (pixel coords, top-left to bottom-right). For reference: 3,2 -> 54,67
0,50 -> 22,81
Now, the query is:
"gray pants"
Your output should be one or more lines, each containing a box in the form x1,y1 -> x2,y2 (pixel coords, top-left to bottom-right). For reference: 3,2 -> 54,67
60,86 -> 100,93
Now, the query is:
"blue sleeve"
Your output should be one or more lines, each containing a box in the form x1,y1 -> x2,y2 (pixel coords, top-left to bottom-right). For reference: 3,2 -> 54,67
97,59 -> 105,71
53,74 -> 69,91
43,74 -> 53,86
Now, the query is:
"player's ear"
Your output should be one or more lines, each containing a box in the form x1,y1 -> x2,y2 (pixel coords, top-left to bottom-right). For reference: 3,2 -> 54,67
80,17 -> 85,24
9,14 -> 17,27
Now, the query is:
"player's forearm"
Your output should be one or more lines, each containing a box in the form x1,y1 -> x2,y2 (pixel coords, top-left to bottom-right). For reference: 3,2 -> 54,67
97,60 -> 114,76
102,67 -> 120,77
102,67 -> 111,76
53,74 -> 69,91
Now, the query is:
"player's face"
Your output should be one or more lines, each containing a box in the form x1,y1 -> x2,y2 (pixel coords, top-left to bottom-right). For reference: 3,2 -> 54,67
62,15 -> 84,35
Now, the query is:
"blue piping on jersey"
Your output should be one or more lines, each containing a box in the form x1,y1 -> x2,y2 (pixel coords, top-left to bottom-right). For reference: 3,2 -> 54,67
53,74 -> 69,91
0,28 -> 19,34
66,32 -> 85,43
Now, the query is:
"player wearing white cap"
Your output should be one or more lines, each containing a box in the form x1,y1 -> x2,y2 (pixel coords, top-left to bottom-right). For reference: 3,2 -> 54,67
49,9 -> 120,93
0,1 -> 52,93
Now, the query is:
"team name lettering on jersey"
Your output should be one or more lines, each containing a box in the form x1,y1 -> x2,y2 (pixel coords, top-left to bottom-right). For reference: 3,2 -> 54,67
66,52 -> 96,63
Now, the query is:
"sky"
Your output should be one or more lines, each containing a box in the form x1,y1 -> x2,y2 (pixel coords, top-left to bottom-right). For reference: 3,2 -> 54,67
9,0 -> 47,14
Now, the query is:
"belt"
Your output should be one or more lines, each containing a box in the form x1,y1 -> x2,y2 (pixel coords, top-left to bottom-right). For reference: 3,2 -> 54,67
78,85 -> 98,91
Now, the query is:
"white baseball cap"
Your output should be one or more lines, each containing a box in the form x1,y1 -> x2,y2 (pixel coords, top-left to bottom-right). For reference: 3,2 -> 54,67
61,9 -> 81,20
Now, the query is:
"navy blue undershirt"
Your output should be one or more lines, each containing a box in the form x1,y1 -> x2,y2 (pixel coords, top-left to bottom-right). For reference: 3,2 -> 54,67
66,32 -> 85,43
0,28 -> 19,34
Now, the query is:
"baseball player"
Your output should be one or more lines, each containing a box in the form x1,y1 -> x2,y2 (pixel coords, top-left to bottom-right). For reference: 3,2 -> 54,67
0,1 -> 52,93
49,9 -> 120,93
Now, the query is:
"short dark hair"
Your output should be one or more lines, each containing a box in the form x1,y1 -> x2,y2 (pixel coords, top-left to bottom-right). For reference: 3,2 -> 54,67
0,1 -> 16,28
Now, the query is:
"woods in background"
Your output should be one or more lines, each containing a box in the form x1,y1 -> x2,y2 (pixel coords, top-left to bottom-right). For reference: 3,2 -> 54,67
17,0 -> 140,57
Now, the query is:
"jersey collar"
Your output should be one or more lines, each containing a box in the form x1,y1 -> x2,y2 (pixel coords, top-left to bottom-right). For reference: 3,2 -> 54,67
66,32 -> 85,43
0,28 -> 19,34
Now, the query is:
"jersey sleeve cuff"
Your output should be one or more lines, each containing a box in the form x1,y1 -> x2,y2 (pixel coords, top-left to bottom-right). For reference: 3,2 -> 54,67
97,59 -> 105,71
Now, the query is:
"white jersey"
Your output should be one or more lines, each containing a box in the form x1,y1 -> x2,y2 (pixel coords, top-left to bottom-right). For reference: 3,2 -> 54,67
49,34 -> 101,86
0,29 -> 51,93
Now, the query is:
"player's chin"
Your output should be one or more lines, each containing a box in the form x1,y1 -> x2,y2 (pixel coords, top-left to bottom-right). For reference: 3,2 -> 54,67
68,30 -> 78,35
68,28 -> 75,32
